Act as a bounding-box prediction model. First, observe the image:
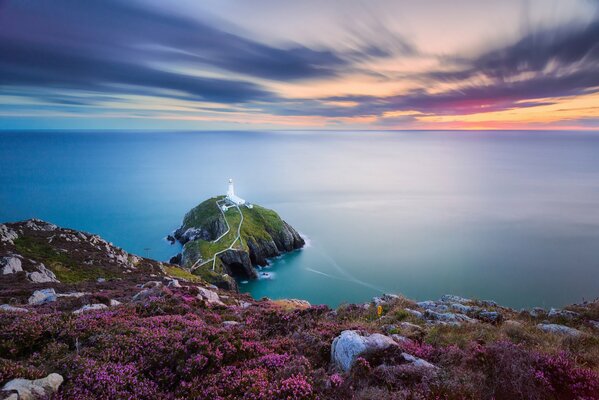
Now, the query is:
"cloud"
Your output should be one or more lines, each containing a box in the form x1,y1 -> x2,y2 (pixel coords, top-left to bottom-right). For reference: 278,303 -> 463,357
0,0 -> 354,107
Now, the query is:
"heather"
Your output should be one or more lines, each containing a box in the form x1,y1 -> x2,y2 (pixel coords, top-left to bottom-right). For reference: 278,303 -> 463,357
1,287 -> 598,399
1,220 -> 598,399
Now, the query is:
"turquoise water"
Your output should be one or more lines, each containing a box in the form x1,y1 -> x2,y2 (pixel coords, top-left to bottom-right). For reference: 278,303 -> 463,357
1,130 -> 599,308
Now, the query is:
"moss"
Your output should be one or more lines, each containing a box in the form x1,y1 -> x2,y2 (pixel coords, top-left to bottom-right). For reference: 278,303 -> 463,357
14,236 -> 116,283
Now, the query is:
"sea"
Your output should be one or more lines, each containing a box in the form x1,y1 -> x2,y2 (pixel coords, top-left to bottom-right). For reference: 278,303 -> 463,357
1,130 -> 599,308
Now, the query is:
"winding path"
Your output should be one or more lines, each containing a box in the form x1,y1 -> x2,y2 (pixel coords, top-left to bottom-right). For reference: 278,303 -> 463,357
190,199 -> 244,272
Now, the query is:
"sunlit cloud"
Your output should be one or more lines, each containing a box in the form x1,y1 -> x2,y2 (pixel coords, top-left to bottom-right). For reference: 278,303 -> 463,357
0,0 -> 598,130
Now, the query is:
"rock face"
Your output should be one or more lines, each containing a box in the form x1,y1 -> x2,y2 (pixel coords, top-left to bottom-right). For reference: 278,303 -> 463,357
331,330 -> 398,372
1,373 -> 63,400
26,263 -> 59,283
219,249 -> 257,279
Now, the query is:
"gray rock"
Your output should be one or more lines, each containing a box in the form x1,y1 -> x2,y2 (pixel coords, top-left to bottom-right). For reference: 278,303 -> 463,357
167,279 -> 182,288
27,264 -> 58,283
97,277 -> 106,283
1,373 -> 63,400
1,256 -> 22,275
0,224 -> 18,245
331,330 -> 398,372
73,304 -> 108,314
109,299 -> 122,307
417,300 -> 437,309
142,280 -> 162,289
222,320 -> 240,327
478,310 -> 503,323
401,353 -> 438,369
450,303 -> 475,313
425,309 -> 476,324
57,292 -> 88,299
390,334 -> 411,344
399,322 -> 422,330
404,308 -> 423,319
373,294 -> 400,306
548,308 -> 579,319
28,289 -> 57,305
537,323 -> 582,336
197,287 -> 225,306
440,294 -> 471,304
0,304 -> 29,313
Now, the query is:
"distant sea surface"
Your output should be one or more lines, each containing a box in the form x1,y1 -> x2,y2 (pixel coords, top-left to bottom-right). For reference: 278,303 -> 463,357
2,130 -> 599,308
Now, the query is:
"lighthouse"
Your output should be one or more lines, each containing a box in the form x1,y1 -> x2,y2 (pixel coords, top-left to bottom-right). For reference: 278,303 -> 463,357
223,178 -> 252,210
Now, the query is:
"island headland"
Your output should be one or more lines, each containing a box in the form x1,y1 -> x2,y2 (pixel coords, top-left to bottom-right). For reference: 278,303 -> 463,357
169,180 -> 304,290
0,219 -> 598,399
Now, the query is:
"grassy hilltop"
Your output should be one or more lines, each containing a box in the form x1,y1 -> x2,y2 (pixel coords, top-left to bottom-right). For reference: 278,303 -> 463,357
176,196 -> 304,288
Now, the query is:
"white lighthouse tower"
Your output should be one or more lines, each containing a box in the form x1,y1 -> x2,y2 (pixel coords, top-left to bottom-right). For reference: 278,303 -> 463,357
223,178 -> 252,210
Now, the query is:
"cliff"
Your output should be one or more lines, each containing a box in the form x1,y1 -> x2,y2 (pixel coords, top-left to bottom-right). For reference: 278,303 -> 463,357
1,220 -> 598,399
172,196 -> 305,290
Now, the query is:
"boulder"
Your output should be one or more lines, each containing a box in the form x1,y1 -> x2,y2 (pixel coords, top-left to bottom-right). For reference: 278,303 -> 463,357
537,323 -> 582,337
27,264 -> 58,283
73,304 -> 108,314
450,303 -> 475,313
1,373 -> 63,400
0,304 -> 29,313
141,280 -> 163,289
197,287 -> 225,306
28,289 -> 57,305
404,308 -> 423,319
401,352 -> 438,369
331,330 -> 398,372
222,320 -> 240,327
548,308 -> 579,319
1,256 -> 22,275
167,279 -> 182,288
109,299 -> 122,307
424,309 -> 476,324
529,307 -> 545,317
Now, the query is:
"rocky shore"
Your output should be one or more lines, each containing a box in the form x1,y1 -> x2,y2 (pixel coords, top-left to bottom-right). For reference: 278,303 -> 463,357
1,220 -> 598,399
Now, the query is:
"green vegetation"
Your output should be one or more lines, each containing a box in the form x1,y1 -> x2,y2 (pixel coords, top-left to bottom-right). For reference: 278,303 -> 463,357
14,236 -> 117,283
164,266 -> 204,283
181,197 -> 288,274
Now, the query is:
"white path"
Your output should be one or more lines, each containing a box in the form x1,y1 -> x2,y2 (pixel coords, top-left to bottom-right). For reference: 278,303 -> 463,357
190,199 -> 244,272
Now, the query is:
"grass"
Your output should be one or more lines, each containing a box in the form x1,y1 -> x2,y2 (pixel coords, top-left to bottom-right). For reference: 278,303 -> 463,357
14,236 -> 116,283
182,197 -> 289,277
164,266 -> 204,283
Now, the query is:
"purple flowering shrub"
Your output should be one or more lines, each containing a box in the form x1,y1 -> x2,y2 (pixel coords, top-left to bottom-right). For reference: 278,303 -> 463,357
0,289 -> 598,399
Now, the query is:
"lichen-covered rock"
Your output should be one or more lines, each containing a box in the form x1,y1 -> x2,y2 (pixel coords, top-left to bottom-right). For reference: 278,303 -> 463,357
331,330 -> 398,372
401,352 -> 438,369
548,308 -> 579,319
1,256 -> 22,275
537,323 -> 582,336
28,289 -> 57,305
1,373 -> 63,400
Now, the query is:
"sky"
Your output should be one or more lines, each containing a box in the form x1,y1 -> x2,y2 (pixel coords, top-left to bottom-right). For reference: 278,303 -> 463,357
1,0 -> 599,130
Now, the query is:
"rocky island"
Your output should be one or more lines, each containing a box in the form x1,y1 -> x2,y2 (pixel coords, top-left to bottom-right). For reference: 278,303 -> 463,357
1,219 -> 598,399
170,191 -> 304,290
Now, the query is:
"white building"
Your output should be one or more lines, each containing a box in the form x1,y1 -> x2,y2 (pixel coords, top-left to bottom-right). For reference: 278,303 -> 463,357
222,179 -> 253,210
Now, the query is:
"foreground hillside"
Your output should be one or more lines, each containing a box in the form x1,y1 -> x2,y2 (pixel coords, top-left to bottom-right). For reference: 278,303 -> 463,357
1,220 -> 598,399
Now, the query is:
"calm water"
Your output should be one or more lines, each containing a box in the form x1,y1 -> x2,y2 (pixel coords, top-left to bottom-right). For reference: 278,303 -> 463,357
1,130 -> 599,308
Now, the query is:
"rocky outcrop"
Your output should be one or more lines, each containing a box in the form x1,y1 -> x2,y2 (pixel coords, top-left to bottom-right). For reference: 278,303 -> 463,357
1,373 -> 63,400
26,263 -> 58,283
0,224 -> 18,245
331,330 -> 398,372
73,303 -> 108,314
174,217 -> 228,245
